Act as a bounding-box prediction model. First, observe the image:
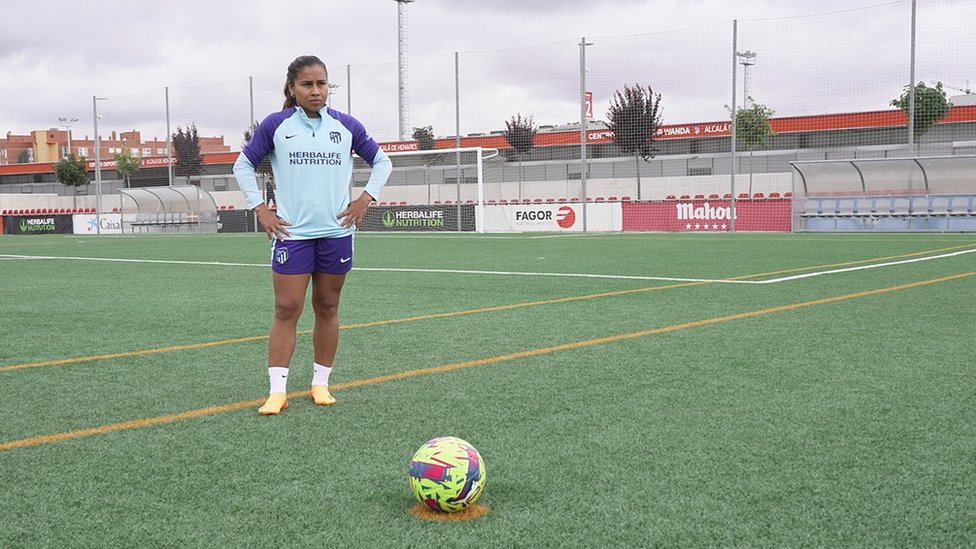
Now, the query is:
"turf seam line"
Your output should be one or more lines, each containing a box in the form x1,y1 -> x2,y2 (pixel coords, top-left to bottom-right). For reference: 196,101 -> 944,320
2,243 -> 974,372
3,242 -> 973,284
0,280 -> 706,372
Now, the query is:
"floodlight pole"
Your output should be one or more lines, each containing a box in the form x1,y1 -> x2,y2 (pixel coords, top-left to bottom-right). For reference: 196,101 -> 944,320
58,116 -> 78,159
166,87 -> 173,187
93,96 -> 107,234
328,82 -> 340,108
907,0 -> 917,154
248,76 -> 254,131
346,64 -> 352,114
737,50 -> 756,109
730,21 -> 739,233
394,0 -> 415,141
579,37 -> 592,232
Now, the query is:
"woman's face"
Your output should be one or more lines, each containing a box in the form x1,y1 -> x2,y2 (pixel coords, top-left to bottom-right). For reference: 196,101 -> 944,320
289,64 -> 329,117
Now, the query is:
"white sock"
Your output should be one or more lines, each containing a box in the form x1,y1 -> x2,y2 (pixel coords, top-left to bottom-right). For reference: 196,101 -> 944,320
269,367 -> 289,394
312,363 -> 332,387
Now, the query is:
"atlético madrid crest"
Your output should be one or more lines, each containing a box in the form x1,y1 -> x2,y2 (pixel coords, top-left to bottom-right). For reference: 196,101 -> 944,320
275,246 -> 288,265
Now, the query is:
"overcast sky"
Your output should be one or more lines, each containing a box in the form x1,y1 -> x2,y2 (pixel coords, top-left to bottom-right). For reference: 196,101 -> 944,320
2,0 -> 973,146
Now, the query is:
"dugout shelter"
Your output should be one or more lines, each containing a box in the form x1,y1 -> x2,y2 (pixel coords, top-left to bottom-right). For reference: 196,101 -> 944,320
119,185 -> 218,233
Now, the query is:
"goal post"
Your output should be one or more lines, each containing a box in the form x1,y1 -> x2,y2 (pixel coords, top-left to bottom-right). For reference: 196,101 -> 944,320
353,146 -> 500,233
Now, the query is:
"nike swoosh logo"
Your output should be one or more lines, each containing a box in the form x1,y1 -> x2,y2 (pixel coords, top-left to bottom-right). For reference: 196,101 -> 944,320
339,257 -> 351,263
284,134 -> 297,139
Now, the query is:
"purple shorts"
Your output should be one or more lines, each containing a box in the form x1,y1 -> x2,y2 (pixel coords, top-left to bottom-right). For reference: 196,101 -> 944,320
270,236 -> 353,275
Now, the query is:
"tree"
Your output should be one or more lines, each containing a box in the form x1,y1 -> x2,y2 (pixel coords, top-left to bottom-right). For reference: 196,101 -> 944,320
734,99 -> 775,194
891,81 -> 952,146
243,121 -> 272,176
53,153 -> 90,207
172,124 -> 204,178
17,150 -> 31,164
411,125 -> 436,151
53,153 -> 89,188
113,148 -> 142,188
411,125 -> 438,168
243,121 -> 275,204
608,84 -> 662,200
504,113 -> 537,188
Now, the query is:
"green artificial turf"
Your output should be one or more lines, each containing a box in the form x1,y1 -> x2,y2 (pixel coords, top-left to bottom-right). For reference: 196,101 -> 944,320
0,232 -> 974,547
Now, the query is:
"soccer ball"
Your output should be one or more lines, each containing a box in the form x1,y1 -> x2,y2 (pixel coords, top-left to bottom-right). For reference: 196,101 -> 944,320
408,436 -> 486,513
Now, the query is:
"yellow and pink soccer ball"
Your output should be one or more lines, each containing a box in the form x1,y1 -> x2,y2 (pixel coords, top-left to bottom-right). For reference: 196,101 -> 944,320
408,436 -> 486,513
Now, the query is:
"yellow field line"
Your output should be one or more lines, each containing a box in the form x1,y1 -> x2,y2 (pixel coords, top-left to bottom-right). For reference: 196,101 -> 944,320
4,243 -> 974,373
2,271 -> 972,453
0,280 -> 710,373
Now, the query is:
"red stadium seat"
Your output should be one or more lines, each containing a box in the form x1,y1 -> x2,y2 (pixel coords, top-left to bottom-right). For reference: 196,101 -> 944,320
399,201 -> 407,205
621,196 -> 631,202
607,196 -> 618,201
784,192 -> 793,198
752,192 -> 765,199
521,198 -> 531,204
679,195 -> 690,200
738,193 -> 750,199
708,194 -> 720,199
557,198 -> 568,203
595,197 -> 605,202
433,200 -> 442,205
487,199 -> 497,205
723,193 -> 732,199
570,197 -> 580,203
545,198 -> 555,203
694,194 -> 705,200
768,192 -> 781,199
533,198 -> 543,203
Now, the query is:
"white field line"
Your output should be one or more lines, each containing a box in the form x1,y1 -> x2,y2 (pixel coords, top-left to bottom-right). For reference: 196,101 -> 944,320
0,255 -> 265,268
2,247 -> 974,285
750,247 -> 976,284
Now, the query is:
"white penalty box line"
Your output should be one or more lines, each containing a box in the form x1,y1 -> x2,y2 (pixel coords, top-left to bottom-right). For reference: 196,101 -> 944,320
4,247 -> 974,285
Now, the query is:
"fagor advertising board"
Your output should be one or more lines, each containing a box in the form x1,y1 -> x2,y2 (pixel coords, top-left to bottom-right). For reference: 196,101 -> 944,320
481,203 -> 622,232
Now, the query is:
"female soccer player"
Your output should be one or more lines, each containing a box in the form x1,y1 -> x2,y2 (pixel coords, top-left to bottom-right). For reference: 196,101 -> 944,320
234,55 -> 392,415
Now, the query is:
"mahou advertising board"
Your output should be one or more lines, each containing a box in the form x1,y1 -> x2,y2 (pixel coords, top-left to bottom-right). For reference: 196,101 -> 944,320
622,199 -> 791,232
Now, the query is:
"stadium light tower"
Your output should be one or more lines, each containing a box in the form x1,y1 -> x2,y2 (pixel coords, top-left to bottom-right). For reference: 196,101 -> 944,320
328,82 -> 341,108
394,0 -> 415,141
737,50 -> 756,109
92,97 -> 107,234
58,116 -> 78,159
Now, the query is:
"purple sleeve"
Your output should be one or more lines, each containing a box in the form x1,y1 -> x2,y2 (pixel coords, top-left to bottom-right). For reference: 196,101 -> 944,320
328,108 -> 382,166
241,109 -> 292,167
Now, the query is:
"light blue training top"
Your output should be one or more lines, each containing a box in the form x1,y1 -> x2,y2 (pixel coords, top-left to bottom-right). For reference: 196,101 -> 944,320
234,106 -> 391,240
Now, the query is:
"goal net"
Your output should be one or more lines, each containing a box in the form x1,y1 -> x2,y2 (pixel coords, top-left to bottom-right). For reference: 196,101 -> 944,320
354,147 -> 502,233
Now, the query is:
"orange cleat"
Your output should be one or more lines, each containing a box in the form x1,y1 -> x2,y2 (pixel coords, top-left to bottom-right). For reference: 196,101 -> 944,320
258,393 -> 288,415
310,385 -> 336,406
